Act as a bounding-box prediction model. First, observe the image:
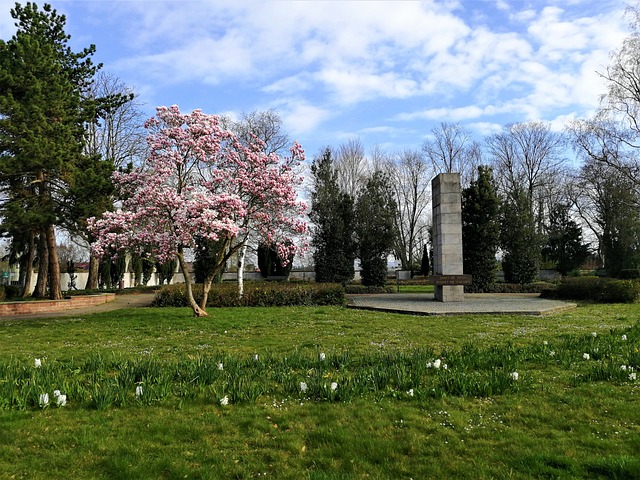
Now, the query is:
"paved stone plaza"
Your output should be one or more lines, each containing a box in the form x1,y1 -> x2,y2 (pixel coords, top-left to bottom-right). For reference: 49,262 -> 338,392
347,293 -> 577,316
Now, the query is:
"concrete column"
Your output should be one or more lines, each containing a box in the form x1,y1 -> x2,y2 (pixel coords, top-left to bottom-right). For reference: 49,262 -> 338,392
432,173 -> 464,302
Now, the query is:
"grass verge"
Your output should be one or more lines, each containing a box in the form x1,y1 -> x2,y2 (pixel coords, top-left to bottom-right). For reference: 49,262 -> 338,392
0,303 -> 639,479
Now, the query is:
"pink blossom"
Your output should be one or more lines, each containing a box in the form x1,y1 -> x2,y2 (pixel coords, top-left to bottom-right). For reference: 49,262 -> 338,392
89,105 -> 307,315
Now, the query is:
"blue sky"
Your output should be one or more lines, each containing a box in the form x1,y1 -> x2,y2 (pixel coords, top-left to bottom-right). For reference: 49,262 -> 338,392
0,0 -> 631,158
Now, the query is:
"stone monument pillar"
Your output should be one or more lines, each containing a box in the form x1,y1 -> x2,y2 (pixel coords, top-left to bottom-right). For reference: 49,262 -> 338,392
432,173 -> 464,302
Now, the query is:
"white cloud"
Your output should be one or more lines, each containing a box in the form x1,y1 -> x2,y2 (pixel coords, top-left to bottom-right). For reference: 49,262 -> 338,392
279,101 -> 332,137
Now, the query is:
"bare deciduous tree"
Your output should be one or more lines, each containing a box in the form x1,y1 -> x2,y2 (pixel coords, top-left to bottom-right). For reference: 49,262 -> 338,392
486,121 -> 566,226
423,122 -> 479,187
84,71 -> 147,169
223,109 -> 290,155
386,149 -> 431,271
335,138 -> 369,198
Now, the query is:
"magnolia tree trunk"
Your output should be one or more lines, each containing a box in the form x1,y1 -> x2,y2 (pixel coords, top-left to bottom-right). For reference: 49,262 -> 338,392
237,244 -> 247,299
176,249 -> 208,317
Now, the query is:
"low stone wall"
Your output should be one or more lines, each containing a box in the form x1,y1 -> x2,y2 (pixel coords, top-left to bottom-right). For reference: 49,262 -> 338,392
0,293 -> 116,316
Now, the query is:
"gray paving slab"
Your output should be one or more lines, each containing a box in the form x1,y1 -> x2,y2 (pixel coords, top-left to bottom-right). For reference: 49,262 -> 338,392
347,293 -> 576,316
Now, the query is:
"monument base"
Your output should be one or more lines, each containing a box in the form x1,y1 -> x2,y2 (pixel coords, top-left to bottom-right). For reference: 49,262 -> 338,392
435,285 -> 464,302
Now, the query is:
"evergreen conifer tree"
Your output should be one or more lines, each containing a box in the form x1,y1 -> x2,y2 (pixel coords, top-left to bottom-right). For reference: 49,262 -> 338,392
462,166 -> 500,291
310,148 -> 356,284
355,171 -> 397,286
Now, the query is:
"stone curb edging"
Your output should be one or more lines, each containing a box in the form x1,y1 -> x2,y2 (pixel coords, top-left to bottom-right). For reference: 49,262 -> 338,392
0,293 -> 117,316
346,293 -> 577,316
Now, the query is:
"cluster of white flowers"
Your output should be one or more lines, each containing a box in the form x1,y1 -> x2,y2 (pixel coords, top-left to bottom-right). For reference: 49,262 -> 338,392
509,372 -> 519,381
34,358 -> 42,368
330,382 -> 338,391
592,332 -> 598,338
53,390 -> 67,406
38,384 -> 67,408
407,388 -> 414,396
135,386 -> 143,397
319,352 -> 326,361
427,359 -> 447,370
583,353 -> 590,360
220,395 -> 229,406
218,362 -> 224,371
300,382 -> 308,393
621,334 -> 628,341
549,351 -> 556,356
621,365 -> 637,380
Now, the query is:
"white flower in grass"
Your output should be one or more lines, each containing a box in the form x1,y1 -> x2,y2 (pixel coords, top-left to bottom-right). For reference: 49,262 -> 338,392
443,364 -> 448,370
549,351 -> 556,356
220,395 -> 229,406
135,386 -> 143,397
407,388 -> 414,396
583,353 -> 590,360
630,372 -> 637,381
53,390 -> 61,398
319,352 -> 326,361
253,354 -> 259,361
621,365 -> 628,371
34,358 -> 42,368
330,382 -> 338,391
218,362 -> 224,371
622,334 -> 628,341
300,382 -> 308,393
433,359 -> 442,369
592,332 -> 597,338
39,393 -> 49,407
56,394 -> 67,407
426,362 -> 432,368
510,372 -> 519,381
543,341 -> 548,346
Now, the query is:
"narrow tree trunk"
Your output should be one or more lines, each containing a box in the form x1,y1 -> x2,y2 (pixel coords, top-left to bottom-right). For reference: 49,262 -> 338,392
201,275 -> 213,311
33,230 -> 48,298
86,254 -> 100,290
237,244 -> 247,299
46,224 -> 62,300
176,249 -> 207,317
20,230 -> 36,297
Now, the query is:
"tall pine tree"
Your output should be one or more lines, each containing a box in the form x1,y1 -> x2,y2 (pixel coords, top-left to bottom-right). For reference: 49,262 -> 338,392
0,3 -> 106,298
542,203 -> 590,276
462,166 -> 500,291
310,148 -> 356,284
355,171 -> 397,287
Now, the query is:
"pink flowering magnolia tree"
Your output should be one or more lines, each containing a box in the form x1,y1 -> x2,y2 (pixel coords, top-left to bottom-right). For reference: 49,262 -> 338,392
89,105 -> 307,317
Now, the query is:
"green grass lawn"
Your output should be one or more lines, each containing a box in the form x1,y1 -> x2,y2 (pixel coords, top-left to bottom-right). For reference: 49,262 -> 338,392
1,303 -> 639,479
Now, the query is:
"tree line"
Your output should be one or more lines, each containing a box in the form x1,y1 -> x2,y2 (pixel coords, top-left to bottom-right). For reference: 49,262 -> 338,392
2,2 -> 640,302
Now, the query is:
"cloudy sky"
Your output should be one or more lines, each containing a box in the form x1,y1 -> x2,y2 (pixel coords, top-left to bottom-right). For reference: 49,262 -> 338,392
0,0 -> 631,158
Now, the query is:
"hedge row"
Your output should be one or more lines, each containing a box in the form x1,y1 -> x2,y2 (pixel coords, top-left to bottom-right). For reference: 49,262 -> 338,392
466,282 -> 554,294
0,285 -> 21,301
345,285 -> 395,294
540,277 -> 640,303
151,282 -> 346,308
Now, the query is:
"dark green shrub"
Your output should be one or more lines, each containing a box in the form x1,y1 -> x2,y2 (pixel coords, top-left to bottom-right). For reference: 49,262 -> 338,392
601,280 -> 640,303
619,269 -> 640,280
151,282 -> 346,308
345,285 -> 395,294
541,277 -> 640,303
469,282 -> 553,294
0,285 -> 22,301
